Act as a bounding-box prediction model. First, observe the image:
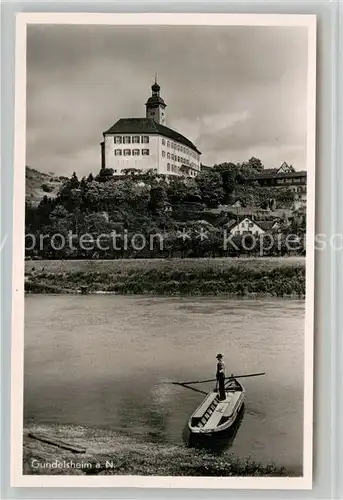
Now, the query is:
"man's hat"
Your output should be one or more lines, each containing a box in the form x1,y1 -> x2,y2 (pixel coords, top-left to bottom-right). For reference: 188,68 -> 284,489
216,353 -> 223,359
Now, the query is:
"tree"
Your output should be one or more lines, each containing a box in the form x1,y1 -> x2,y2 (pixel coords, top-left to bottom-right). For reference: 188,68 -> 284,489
149,184 -> 167,213
96,167 -> 114,183
247,157 -> 264,172
195,170 -> 224,208
70,172 -> 80,189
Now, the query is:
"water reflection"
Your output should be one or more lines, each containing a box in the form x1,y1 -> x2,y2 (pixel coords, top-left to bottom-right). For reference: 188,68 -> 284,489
184,404 -> 245,453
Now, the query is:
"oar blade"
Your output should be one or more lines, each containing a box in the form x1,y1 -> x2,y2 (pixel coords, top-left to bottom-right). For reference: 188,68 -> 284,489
163,372 -> 266,387
231,372 -> 266,379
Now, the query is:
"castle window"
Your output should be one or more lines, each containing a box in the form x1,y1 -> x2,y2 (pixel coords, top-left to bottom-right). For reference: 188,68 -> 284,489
162,151 -> 166,158
167,141 -> 170,148
167,163 -> 170,171
177,156 -> 181,162
132,136 -> 140,144
167,152 -> 170,159
123,136 -> 131,144
124,149 -> 131,156
133,149 -> 140,156
142,136 -> 149,144
114,149 -> 122,156
142,149 -> 149,156
114,136 -> 122,144
162,139 -> 166,145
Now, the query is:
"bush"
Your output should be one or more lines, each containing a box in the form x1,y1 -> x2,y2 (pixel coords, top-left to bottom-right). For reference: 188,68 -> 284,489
41,183 -> 53,193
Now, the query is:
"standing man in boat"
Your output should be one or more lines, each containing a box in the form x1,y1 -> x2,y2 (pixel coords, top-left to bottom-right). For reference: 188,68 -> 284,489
216,353 -> 226,400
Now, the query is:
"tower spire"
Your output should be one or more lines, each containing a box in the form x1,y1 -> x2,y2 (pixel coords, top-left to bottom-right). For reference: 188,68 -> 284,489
145,77 -> 166,125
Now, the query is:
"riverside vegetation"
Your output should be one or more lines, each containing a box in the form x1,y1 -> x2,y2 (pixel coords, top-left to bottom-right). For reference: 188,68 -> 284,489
23,424 -> 291,477
25,257 -> 305,297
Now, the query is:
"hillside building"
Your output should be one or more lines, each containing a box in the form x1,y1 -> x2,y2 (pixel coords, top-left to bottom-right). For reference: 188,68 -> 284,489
250,163 -> 307,208
101,79 -> 201,177
226,217 -> 275,236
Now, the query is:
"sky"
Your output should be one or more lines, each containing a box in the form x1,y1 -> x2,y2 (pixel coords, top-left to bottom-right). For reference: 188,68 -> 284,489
26,24 -> 308,177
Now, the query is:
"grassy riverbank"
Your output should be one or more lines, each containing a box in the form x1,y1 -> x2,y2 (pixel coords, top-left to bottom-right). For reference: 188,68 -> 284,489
23,424 -> 291,477
25,257 -> 305,297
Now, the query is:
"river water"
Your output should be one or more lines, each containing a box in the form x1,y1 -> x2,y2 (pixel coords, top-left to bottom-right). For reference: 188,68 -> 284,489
24,295 -> 304,473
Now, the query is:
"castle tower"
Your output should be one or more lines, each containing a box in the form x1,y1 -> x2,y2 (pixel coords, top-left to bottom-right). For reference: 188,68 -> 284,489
145,77 -> 167,125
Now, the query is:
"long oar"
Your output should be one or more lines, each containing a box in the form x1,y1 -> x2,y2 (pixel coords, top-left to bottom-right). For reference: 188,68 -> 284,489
172,383 -> 207,395
168,372 -> 266,386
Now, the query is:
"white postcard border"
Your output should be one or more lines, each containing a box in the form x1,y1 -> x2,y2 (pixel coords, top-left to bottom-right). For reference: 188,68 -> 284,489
11,12 -> 317,490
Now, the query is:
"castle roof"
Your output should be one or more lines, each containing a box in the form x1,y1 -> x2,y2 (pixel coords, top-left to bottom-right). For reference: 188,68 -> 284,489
104,118 -> 201,154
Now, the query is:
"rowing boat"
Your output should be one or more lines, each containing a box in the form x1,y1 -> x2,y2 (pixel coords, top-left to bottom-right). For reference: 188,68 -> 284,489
188,378 -> 245,435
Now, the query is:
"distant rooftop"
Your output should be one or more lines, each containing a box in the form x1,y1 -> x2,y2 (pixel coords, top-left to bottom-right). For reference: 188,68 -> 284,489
250,170 -> 307,180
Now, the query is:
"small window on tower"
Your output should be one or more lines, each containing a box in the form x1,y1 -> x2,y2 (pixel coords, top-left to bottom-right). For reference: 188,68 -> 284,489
142,136 -> 149,144
162,151 -> 166,158
114,136 -> 122,144
142,149 -> 149,156
162,139 -> 165,145
167,152 -> 170,159
124,149 -> 131,156
167,163 -> 170,171
123,136 -> 131,144
132,136 -> 140,144
167,141 -> 170,148
133,149 -> 140,156
114,149 -> 122,156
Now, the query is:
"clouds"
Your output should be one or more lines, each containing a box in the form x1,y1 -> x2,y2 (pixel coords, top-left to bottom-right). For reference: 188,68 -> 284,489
26,24 -> 308,176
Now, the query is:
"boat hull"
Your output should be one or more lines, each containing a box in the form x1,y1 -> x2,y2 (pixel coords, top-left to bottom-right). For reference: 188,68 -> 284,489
188,379 -> 245,435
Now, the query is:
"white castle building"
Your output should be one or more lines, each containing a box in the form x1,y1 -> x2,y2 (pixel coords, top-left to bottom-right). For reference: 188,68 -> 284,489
101,79 -> 201,177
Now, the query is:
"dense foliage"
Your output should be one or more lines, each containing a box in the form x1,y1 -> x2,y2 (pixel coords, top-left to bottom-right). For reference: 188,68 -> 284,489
25,158 -> 306,260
